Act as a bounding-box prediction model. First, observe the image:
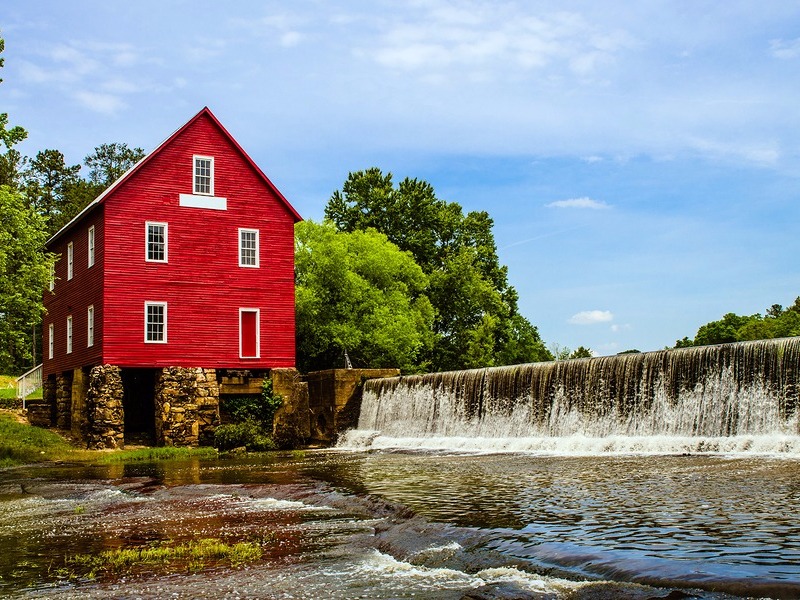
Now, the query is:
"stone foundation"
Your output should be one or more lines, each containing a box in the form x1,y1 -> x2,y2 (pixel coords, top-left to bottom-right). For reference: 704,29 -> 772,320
155,367 -> 220,447
86,364 -> 125,449
55,372 -> 73,430
30,377 -> 58,428
71,367 -> 90,440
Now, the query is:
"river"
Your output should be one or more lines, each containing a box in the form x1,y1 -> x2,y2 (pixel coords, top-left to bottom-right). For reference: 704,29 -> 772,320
1,449 -> 798,599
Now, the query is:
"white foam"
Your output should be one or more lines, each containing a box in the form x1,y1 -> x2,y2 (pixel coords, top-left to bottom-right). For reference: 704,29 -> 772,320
338,431 -> 800,456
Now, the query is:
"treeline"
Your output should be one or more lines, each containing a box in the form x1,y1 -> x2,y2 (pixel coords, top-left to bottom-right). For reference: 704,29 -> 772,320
297,168 -> 553,373
675,299 -> 800,348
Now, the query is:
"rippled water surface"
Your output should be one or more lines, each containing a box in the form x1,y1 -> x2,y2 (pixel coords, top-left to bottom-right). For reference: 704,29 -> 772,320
1,451 -> 798,598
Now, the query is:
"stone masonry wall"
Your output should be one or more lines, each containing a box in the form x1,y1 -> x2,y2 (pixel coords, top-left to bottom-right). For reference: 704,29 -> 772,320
155,367 -> 219,447
55,372 -> 73,430
28,377 -> 57,427
86,364 -> 125,449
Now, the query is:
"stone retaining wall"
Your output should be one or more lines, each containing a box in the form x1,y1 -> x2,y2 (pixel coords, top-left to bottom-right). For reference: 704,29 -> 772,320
55,373 -> 72,430
86,364 -> 125,449
155,367 -> 219,447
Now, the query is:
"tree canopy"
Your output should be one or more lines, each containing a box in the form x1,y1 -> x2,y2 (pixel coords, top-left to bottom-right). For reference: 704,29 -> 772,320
675,299 -> 800,348
295,220 -> 435,373
0,187 -> 56,372
325,168 -> 551,371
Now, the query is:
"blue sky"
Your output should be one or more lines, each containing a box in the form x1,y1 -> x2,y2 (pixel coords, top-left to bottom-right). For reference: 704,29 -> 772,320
3,1 -> 800,355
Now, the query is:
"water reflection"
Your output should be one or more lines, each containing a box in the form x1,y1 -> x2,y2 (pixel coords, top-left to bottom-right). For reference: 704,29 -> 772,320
1,452 -> 799,598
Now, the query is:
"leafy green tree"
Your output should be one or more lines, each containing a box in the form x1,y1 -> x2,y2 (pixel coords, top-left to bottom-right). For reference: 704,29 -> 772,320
569,346 -> 593,359
294,221 -> 435,373
0,34 -> 28,189
676,298 -> 800,348
0,187 -> 56,373
325,168 -> 548,370
693,313 -> 754,346
23,150 -> 83,236
84,142 -> 145,188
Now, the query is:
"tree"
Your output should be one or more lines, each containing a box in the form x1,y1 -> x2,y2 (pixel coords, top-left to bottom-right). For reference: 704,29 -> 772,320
569,346 -> 593,359
0,187 -> 56,373
23,149 -> 82,235
0,33 -> 28,189
84,142 -> 145,188
325,168 -> 548,370
675,298 -> 800,348
294,221 -> 435,373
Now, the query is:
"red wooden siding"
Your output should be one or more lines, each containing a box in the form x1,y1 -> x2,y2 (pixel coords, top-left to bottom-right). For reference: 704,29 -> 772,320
44,108 -> 300,375
43,206 -> 105,376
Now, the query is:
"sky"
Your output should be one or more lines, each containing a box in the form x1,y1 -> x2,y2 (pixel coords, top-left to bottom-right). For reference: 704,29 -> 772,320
3,1 -> 800,356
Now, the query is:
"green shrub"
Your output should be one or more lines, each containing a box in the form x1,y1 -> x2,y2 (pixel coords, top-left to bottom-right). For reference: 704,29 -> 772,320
215,377 -> 283,452
214,420 -> 276,452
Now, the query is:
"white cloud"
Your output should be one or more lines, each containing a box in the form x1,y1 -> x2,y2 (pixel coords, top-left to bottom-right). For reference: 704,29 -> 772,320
770,38 -> 800,59
74,91 -> 126,115
569,310 -> 614,325
280,31 -> 303,47
546,197 -> 610,209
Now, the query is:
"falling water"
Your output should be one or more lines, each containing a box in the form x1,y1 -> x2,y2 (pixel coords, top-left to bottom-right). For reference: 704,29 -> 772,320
346,337 -> 800,454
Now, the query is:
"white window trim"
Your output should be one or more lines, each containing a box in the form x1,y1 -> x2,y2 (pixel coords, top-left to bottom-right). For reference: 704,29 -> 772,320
88,225 -> 95,268
193,155 -> 214,196
67,242 -> 74,280
239,308 -> 261,359
144,301 -> 168,344
238,228 -> 260,268
48,324 -> 54,360
145,222 -> 168,263
66,315 -> 73,354
49,263 -> 55,292
87,305 -> 94,348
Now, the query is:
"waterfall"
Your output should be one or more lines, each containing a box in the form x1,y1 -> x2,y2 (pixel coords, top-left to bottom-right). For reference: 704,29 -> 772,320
342,338 -> 800,454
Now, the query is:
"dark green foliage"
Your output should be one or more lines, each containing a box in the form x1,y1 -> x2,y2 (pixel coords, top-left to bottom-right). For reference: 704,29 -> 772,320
214,379 -> 283,451
213,421 -> 276,452
676,298 -> 800,348
0,187 -> 57,373
83,142 -> 145,187
569,346 -> 594,359
323,168 -> 551,371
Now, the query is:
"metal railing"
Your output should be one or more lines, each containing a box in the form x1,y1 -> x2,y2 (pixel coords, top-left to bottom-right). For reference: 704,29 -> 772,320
16,364 -> 43,409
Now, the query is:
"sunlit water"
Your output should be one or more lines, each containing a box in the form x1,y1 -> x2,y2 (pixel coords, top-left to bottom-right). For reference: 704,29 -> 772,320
1,451 -> 799,599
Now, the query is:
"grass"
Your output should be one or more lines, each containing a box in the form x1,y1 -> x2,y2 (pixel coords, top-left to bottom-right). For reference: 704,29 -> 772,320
0,375 -> 17,402
0,374 -> 43,406
0,412 -> 218,467
94,446 -> 218,463
0,412 -> 74,467
62,537 -> 265,580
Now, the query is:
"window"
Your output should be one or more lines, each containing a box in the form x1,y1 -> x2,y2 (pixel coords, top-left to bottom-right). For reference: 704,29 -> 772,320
146,222 -> 168,262
49,263 -> 55,292
67,242 -> 74,280
87,305 -> 94,347
48,324 -> 54,360
239,229 -> 259,267
193,156 -> 213,195
66,315 -> 73,354
88,226 -> 95,268
145,302 -> 167,343
239,308 -> 260,358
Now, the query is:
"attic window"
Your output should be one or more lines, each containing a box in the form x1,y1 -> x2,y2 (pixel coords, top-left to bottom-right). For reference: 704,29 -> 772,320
194,156 -> 213,195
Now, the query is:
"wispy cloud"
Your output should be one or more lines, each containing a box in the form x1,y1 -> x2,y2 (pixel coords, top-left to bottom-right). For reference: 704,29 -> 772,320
547,197 -> 610,209
770,38 -> 800,59
569,310 -> 614,325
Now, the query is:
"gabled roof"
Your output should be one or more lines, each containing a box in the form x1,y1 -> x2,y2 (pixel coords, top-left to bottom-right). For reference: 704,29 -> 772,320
48,106 -> 302,245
